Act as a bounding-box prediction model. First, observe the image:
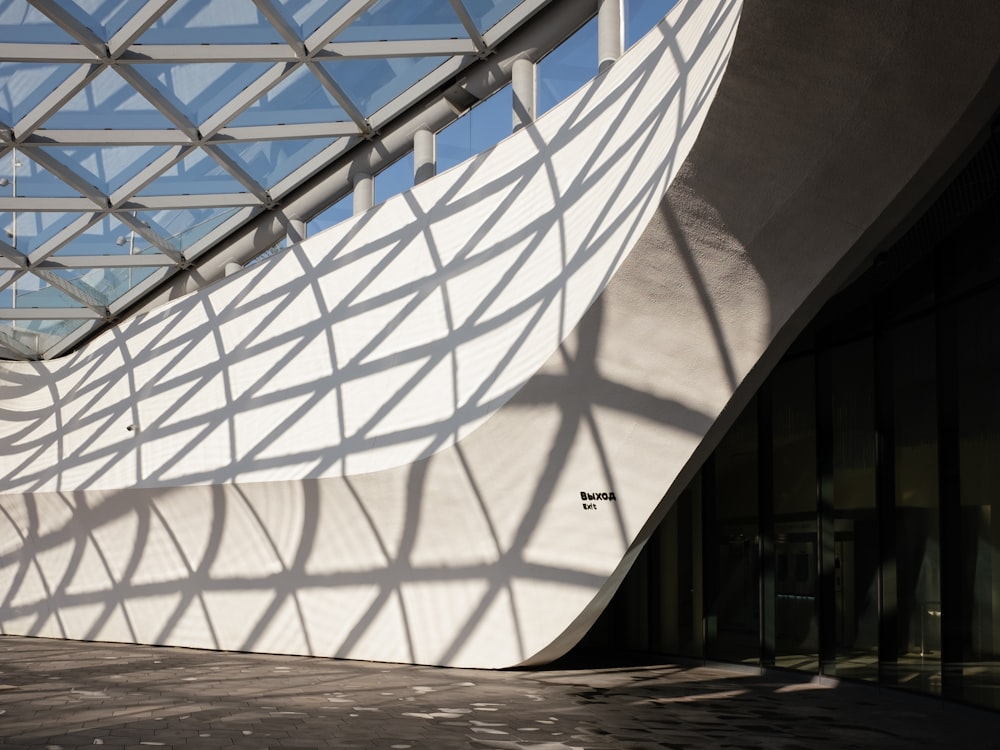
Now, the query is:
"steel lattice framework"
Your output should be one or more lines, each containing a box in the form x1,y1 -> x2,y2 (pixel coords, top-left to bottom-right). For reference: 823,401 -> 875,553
0,0 -> 566,360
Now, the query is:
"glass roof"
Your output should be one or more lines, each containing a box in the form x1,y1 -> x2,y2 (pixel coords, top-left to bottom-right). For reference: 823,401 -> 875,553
0,0 -> 557,360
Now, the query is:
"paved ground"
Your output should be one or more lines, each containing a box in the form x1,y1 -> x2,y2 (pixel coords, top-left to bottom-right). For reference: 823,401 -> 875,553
0,636 -> 996,749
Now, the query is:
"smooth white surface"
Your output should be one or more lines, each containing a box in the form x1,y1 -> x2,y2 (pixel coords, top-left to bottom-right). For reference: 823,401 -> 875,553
0,0 -> 743,667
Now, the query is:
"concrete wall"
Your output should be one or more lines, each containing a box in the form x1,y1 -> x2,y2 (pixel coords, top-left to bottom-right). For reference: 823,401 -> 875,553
1,0 -> 998,667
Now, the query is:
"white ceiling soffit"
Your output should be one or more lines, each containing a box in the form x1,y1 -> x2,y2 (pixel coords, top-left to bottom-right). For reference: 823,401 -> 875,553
0,0 -> 573,360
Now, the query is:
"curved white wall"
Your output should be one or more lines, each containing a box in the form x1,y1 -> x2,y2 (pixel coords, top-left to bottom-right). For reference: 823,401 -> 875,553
4,0 -> 994,669
0,0 -> 739,493
0,0 -> 743,667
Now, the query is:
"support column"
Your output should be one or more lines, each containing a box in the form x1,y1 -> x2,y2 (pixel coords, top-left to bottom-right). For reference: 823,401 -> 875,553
414,128 -> 436,184
512,57 -> 536,132
598,0 -> 624,74
286,217 -> 307,244
224,261 -> 242,277
352,172 -> 373,215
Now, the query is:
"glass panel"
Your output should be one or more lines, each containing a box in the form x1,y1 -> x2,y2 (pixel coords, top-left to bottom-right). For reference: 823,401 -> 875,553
49,214 -> 162,257
134,206 -> 241,253
54,266 -> 158,306
1,210 -> 81,255
437,85 -> 511,173
308,194 -> 352,236
319,56 -> 449,117
137,0 -> 285,43
61,0 -> 149,39
625,0 -> 679,47
2,151 -> 87,198
40,145 -> 169,194
893,315 -> 941,694
217,139 -> 328,190
0,62 -> 78,125
332,0 -> 465,42
227,65 -> 349,127
957,287 -> 1000,710
375,152 -> 413,204
831,338 -> 879,682
654,480 -> 703,657
710,400 -> 759,664
3,317 -> 89,352
273,0 -> 352,40
136,62 -> 272,127
11,275 -> 83,308
460,0 -> 523,35
45,69 -> 177,130
537,16 -> 597,116
0,3 -> 74,43
138,149 -> 250,196
771,355 -> 819,671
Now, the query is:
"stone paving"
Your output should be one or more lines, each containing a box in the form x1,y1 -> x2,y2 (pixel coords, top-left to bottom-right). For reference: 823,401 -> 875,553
0,636 -> 997,749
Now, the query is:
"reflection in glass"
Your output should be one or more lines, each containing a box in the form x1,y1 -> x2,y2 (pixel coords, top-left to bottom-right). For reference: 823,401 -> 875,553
893,315 -> 941,693
772,355 -> 819,671
831,338 -> 879,681
710,401 -> 759,663
655,480 -> 703,657
957,289 -> 1000,710
134,206 -> 241,254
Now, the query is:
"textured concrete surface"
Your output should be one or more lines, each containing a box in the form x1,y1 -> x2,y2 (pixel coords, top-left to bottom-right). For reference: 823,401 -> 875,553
0,636 -> 997,749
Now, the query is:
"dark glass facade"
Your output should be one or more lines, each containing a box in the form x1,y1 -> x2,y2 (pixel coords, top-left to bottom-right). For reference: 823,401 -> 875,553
578,127 -> 1000,711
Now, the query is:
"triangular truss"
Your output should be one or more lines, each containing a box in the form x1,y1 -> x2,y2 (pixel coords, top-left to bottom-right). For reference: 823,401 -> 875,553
0,0 -> 555,359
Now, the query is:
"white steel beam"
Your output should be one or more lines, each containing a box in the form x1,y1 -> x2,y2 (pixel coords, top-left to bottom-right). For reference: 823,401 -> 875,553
316,39 -> 477,59
2,254 -> 175,269
449,0 -> 491,57
0,43 -> 96,63
108,0 -> 177,57
3,307 -> 100,319
120,193 -> 261,210
216,123 -> 361,142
